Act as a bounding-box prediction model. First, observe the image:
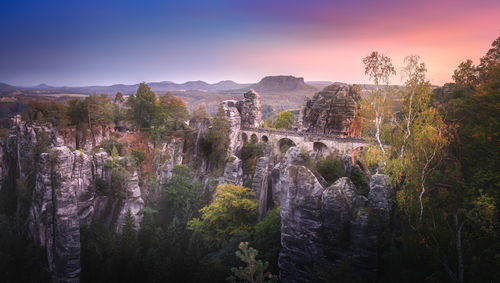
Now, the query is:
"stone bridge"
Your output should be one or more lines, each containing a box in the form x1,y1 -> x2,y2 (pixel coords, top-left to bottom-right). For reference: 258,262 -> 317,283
240,127 -> 368,158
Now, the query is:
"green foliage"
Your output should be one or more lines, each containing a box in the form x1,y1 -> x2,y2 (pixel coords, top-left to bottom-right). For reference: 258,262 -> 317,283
99,138 -> 123,155
241,142 -> 264,175
262,117 -> 274,129
192,104 -> 209,120
130,148 -> 145,167
128,82 -> 157,129
350,166 -> 369,197
151,92 -> 191,143
22,100 -> 69,127
110,167 -> 130,199
206,104 -> 231,171
164,165 -> 204,226
251,208 -> 281,274
84,93 -> 115,126
274,111 -> 294,129
376,37 -> 500,283
227,241 -> 277,283
67,98 -> 87,126
121,209 -> 137,254
80,223 -> 119,282
317,155 -> 344,185
188,184 -> 258,248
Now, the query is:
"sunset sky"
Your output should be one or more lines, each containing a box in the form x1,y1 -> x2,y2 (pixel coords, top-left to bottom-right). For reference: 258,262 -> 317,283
1,0 -> 499,86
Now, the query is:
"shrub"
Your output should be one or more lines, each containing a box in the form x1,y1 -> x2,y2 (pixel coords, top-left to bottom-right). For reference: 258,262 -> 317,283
241,142 -> 264,175
350,166 -> 369,196
317,155 -> 344,185
274,111 -> 294,129
130,148 -> 145,167
252,208 -> 281,274
99,138 -> 123,155
110,167 -> 130,199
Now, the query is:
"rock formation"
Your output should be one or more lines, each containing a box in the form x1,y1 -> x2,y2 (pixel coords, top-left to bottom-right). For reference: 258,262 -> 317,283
3,117 -> 145,282
186,115 -> 211,173
221,100 -> 243,156
236,89 -> 262,128
28,146 -> 81,283
246,75 -> 317,95
154,139 -> 184,187
300,84 -> 360,136
251,156 -> 269,220
221,155 -> 243,186
115,171 -> 144,233
276,146 -> 394,282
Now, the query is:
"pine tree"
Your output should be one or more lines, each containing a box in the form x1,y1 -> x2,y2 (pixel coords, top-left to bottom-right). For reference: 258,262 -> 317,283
228,242 -> 277,283
120,209 -> 137,256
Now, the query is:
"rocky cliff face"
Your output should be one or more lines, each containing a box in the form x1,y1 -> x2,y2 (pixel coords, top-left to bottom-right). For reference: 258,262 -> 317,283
236,89 -> 262,128
3,118 -> 145,282
300,84 -> 360,136
115,171 -> 144,233
28,146 -> 82,283
221,155 -> 243,186
221,100 -> 243,156
251,156 -> 269,220
247,75 -> 318,94
154,139 -> 185,187
277,146 -> 394,282
186,116 -> 211,173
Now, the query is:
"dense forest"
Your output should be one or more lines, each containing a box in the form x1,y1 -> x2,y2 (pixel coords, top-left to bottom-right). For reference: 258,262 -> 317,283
0,37 -> 499,283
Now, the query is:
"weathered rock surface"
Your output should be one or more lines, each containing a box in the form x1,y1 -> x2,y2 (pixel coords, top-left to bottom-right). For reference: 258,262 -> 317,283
186,115 -> 211,174
221,100 -> 243,156
271,147 -> 302,206
300,84 -> 359,136
278,160 -> 394,282
322,177 -> 358,250
28,146 -> 81,283
72,150 -> 94,227
115,171 -> 144,233
279,165 -> 326,283
341,155 -> 352,177
271,147 -> 326,206
251,157 -> 269,220
236,89 -> 262,128
154,139 -> 184,187
4,118 -> 146,282
367,174 -> 393,224
221,155 -> 243,186
92,148 -> 109,180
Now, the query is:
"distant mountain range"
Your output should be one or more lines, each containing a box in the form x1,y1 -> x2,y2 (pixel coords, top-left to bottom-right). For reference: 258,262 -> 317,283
0,80 -> 253,95
0,76 -> 326,96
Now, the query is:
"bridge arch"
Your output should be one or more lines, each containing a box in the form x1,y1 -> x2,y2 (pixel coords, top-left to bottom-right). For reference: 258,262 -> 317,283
278,138 -> 297,153
313,141 -> 331,157
250,134 -> 258,143
261,135 -> 268,143
241,132 -> 248,143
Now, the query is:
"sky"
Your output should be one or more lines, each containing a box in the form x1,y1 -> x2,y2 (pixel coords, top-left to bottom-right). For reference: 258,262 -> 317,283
0,0 -> 499,86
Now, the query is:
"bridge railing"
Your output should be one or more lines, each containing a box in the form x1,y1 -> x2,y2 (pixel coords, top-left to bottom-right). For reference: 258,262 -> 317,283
241,127 -> 367,143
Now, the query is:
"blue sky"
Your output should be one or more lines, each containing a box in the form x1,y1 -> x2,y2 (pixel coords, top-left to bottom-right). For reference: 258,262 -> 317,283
1,0 -> 499,86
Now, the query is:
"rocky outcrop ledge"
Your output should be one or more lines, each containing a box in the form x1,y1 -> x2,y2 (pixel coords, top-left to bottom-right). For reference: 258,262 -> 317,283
277,148 -> 394,282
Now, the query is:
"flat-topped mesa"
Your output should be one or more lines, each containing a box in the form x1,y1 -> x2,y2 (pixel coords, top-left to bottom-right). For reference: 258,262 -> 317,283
236,89 -> 262,128
299,84 -> 360,137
